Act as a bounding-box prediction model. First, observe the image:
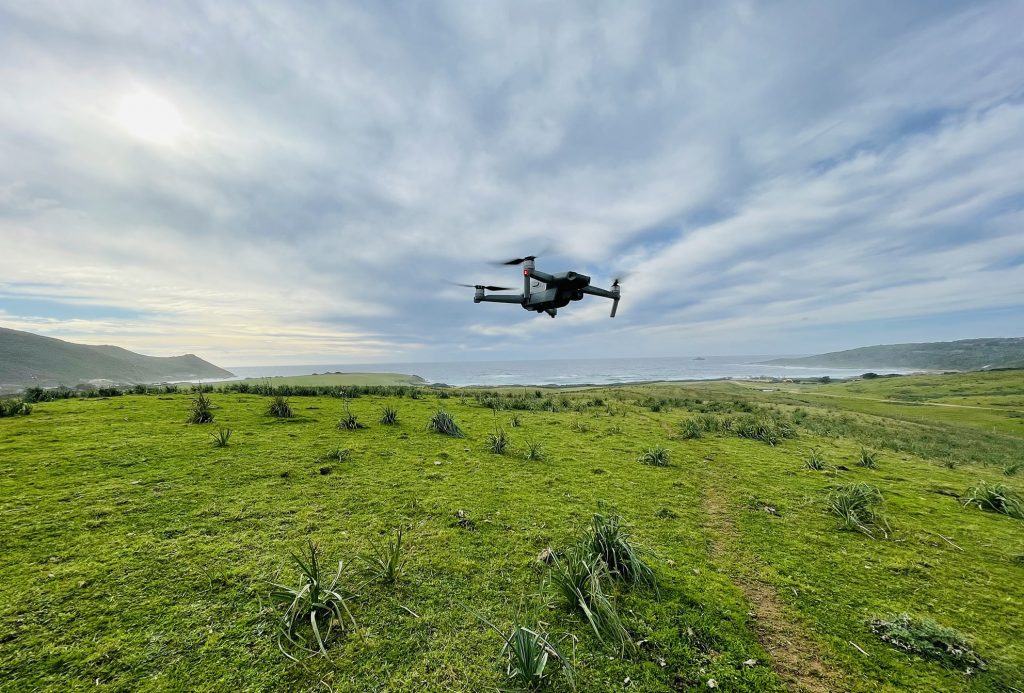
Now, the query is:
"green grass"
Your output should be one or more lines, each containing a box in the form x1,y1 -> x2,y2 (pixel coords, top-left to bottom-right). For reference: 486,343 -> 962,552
1,375 -> 1023,690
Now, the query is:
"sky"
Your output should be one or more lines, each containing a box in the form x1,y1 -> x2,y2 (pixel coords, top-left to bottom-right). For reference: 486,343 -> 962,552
1,1 -> 1022,366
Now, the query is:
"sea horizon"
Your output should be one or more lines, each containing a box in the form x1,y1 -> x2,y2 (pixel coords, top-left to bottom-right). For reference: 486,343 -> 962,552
221,354 -> 916,387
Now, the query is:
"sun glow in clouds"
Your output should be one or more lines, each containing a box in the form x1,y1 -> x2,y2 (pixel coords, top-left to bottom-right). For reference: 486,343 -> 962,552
115,90 -> 184,145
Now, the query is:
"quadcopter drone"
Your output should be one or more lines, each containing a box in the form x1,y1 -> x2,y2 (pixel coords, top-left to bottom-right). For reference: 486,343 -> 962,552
456,256 -> 621,318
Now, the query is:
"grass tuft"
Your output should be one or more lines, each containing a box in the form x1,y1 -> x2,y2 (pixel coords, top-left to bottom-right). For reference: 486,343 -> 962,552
477,611 -> 576,691
583,512 -> 655,589
678,419 -> 703,440
637,446 -> 670,467
870,614 -> 985,672
379,405 -> 399,425
360,528 -> 407,585
427,409 -> 464,437
827,483 -> 890,538
338,401 -> 366,430
523,439 -> 545,461
487,428 -> 510,455
268,541 -> 356,660
858,448 -> 879,469
545,548 -> 630,651
267,395 -> 293,418
961,481 -> 1024,519
509,414 -> 522,428
186,392 -> 214,424
211,427 -> 232,447
805,448 -> 826,470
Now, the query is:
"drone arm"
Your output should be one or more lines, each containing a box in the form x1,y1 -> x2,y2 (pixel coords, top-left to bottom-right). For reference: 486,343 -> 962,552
527,268 -> 555,284
580,285 -> 621,317
476,293 -> 525,304
580,285 -> 616,299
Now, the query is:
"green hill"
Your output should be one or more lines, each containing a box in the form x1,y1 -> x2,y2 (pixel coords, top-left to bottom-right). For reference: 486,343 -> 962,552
0,326 -> 232,392
764,337 -> 1024,371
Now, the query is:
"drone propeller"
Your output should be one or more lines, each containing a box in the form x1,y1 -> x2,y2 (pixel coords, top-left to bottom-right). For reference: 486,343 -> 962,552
494,255 -> 538,266
610,270 -> 630,289
451,282 -> 516,291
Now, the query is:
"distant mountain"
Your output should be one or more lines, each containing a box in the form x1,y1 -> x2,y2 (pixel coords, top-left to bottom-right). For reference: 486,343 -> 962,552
763,337 -> 1024,372
0,326 -> 233,392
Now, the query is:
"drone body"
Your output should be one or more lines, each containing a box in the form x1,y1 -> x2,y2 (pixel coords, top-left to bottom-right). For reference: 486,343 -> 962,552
461,256 -> 621,318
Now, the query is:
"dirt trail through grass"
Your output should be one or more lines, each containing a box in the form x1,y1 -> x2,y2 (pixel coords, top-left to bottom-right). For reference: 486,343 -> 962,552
703,487 -> 844,692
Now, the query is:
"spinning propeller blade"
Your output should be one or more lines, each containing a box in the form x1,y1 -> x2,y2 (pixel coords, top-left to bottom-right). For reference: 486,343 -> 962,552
495,255 -> 537,266
450,282 -> 516,291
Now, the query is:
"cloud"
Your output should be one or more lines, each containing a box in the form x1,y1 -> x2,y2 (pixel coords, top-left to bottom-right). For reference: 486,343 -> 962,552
0,0 -> 1021,364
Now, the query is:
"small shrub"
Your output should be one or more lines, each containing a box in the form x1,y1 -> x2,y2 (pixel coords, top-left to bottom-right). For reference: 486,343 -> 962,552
583,513 -> 655,589
1003,462 -> 1022,477
379,405 -> 399,425
437,390 -> 450,399
961,481 -> 1024,519
570,418 -> 589,433
211,428 -> 232,447
267,395 -> 293,418
186,392 -> 214,424
638,446 -> 670,467
870,614 -> 985,672
509,414 -> 522,428
338,401 -> 366,430
268,541 -> 356,660
546,549 -> 630,650
805,448 -> 826,470
678,419 -> 703,440
524,440 -> 545,461
360,528 -> 407,585
858,448 -> 879,469
827,483 -> 890,538
488,428 -> 510,455
427,409 -> 464,437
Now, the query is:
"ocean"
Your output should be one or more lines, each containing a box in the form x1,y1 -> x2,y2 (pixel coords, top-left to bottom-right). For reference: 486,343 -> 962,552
224,355 -> 911,387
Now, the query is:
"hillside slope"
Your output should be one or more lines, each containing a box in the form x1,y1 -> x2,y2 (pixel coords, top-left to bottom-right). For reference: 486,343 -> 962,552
764,337 -> 1024,371
0,326 -> 232,391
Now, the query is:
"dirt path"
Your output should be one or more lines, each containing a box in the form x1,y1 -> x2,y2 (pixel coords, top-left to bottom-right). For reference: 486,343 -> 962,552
704,488 -> 844,692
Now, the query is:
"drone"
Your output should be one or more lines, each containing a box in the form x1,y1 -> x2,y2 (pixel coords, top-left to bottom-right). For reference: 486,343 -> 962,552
455,255 -> 621,318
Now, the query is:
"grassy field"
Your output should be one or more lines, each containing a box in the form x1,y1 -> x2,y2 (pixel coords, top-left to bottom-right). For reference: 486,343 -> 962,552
1,372 -> 1023,691
210,372 -> 429,388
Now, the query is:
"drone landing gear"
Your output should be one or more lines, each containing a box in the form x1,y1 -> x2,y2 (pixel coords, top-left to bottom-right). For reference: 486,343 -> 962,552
545,308 -> 557,318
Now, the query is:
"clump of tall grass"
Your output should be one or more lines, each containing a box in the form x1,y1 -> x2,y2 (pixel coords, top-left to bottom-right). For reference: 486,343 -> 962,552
0,399 -> 32,417
268,541 -> 356,660
637,445 -> 670,467
509,414 -> 522,428
827,483 -> 890,538
524,440 -> 545,461
583,513 -> 655,589
733,414 -> 794,446
961,481 -> 1024,519
678,419 -> 703,440
805,448 -> 826,470
545,549 -> 630,650
186,392 -> 214,424
488,428 -> 510,455
870,614 -> 985,672
211,427 -> 232,447
337,401 -> 366,430
379,405 -> 399,425
570,418 -> 589,433
427,409 -> 464,437
1003,462 -> 1022,477
318,448 -> 351,463
858,448 -> 879,469
267,395 -> 293,418
360,528 -> 407,585
477,613 -> 575,691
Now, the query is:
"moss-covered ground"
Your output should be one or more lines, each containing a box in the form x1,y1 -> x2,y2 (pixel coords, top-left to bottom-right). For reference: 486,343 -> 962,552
1,372 -> 1022,691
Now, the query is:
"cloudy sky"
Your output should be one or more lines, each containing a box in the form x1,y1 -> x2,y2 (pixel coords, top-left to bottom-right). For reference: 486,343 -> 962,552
1,1 -> 1022,366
